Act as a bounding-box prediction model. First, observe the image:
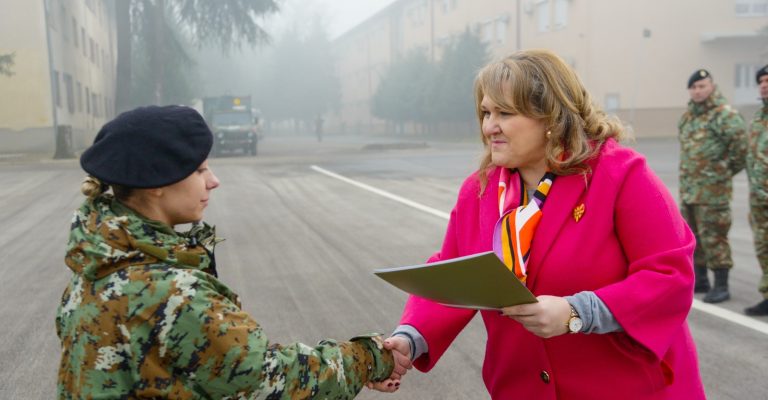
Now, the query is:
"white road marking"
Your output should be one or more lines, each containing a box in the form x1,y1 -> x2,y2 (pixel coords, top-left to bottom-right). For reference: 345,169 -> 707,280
312,165 -> 768,336
310,165 -> 450,219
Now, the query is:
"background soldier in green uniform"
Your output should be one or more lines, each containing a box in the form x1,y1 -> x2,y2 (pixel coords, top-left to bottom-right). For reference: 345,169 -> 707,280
56,106 -> 408,399
745,65 -> 768,316
678,69 -> 747,303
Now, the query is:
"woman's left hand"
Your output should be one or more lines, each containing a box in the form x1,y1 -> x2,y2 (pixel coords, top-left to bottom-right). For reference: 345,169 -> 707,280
501,295 -> 572,338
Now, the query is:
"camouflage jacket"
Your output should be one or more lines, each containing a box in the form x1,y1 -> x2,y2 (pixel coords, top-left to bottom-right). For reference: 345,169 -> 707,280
747,98 -> 768,205
56,195 -> 394,399
678,90 -> 747,204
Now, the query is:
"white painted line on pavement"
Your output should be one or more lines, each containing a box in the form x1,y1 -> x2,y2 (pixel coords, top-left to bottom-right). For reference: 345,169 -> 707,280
691,299 -> 768,335
311,165 -> 450,219
312,165 -> 768,336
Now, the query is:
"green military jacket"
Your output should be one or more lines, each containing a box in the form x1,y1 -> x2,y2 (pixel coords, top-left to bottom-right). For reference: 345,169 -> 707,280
56,195 -> 393,399
678,90 -> 747,204
747,98 -> 768,205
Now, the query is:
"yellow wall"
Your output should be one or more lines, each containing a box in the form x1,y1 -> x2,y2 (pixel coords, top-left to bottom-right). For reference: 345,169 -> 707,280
0,0 -> 52,130
0,0 -> 117,152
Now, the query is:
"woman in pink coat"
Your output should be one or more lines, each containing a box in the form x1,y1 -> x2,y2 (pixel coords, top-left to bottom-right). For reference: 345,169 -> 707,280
375,50 -> 706,399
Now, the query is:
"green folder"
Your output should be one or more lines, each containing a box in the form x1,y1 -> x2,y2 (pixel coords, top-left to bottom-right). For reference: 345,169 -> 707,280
374,251 -> 537,310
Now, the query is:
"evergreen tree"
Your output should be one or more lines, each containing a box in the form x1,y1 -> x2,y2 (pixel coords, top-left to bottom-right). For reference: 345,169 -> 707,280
115,0 -> 279,111
254,19 -> 341,131
429,29 -> 487,123
371,49 -> 435,129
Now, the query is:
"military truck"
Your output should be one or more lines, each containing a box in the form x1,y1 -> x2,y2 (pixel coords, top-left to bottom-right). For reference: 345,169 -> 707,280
202,95 -> 259,156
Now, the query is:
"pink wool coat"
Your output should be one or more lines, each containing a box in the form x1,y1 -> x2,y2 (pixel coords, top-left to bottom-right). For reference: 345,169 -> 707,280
400,139 -> 706,399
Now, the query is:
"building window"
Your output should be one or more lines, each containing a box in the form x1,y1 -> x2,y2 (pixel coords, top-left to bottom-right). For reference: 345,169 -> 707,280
53,70 -> 61,107
604,93 -> 620,114
408,1 -> 427,27
92,93 -> 99,117
553,0 -> 569,28
46,0 -> 57,31
482,22 -> 494,42
496,19 -> 508,44
76,81 -> 83,112
441,0 -> 457,13
734,63 -> 761,89
85,86 -> 90,114
81,28 -> 87,57
63,74 -> 75,114
59,3 -> 68,41
536,0 -> 550,32
735,0 -> 768,16
90,38 -> 95,63
72,18 -> 78,48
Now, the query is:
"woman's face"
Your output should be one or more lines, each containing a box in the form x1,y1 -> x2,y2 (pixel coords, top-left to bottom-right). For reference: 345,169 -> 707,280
157,160 -> 220,226
480,95 -> 548,171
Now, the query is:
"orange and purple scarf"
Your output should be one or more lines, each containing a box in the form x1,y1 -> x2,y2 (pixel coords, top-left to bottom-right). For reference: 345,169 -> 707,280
493,168 -> 555,282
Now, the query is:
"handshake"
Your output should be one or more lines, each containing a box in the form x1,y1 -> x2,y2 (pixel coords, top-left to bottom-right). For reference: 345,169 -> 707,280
367,336 -> 413,393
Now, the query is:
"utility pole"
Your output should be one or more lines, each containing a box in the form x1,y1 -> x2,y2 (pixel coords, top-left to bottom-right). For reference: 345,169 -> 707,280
429,0 -> 435,62
516,0 -> 521,50
42,0 -> 59,152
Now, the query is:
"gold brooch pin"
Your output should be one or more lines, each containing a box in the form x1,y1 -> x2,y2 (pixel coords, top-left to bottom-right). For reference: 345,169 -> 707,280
573,203 -> 585,222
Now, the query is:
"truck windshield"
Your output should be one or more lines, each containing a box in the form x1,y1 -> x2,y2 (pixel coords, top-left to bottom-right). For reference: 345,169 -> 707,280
212,112 -> 251,125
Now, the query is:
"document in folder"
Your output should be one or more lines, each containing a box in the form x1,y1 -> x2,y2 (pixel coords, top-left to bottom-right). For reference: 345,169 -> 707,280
374,251 -> 537,310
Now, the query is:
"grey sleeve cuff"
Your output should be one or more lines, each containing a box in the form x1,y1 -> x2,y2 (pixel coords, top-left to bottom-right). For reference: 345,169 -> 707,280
392,324 -> 428,361
565,291 -> 624,334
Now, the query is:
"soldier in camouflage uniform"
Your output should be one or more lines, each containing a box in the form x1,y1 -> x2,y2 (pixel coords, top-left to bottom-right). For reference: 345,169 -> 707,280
57,106 -> 406,399
745,65 -> 768,316
678,69 -> 747,304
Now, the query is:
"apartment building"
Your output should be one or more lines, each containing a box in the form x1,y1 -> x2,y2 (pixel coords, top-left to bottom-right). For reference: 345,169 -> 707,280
0,0 -> 117,154
331,0 -> 768,137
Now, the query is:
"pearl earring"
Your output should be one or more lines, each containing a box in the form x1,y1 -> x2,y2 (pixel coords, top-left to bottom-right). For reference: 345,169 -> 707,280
546,130 -> 552,139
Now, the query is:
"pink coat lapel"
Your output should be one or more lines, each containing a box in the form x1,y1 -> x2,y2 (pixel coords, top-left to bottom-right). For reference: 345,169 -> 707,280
526,171 -> 589,289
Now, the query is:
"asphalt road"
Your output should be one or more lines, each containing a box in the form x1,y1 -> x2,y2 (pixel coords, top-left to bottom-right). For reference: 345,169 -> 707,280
0,134 -> 766,399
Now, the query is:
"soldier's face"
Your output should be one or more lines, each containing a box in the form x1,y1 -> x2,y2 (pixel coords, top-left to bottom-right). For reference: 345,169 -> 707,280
759,75 -> 768,99
480,95 -> 548,172
157,160 -> 220,226
688,78 -> 715,103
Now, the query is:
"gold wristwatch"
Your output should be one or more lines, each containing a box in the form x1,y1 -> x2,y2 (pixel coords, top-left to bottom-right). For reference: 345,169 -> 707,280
567,305 -> 583,334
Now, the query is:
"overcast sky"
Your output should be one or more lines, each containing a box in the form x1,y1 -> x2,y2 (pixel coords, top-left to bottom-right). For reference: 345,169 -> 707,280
271,0 -> 398,38
318,0 -> 397,36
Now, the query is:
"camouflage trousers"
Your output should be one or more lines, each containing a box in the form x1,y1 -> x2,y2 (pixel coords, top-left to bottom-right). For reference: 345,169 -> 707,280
749,204 -> 768,299
680,203 -> 733,270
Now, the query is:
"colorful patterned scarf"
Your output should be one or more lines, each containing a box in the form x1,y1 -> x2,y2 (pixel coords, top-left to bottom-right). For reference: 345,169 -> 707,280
493,168 -> 556,282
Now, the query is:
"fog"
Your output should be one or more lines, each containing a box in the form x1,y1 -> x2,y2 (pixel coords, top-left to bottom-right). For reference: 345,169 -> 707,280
0,0 -> 766,155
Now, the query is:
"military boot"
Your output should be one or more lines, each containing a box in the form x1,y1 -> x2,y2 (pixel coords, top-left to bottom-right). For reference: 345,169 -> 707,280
693,266 -> 710,293
703,269 -> 730,303
744,299 -> 768,316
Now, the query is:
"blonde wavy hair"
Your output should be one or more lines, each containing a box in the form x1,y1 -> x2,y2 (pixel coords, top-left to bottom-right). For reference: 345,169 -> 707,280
475,49 -> 629,192
80,175 -> 133,201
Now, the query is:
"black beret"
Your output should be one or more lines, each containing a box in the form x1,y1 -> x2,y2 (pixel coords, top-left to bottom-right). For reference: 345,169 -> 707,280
687,69 -> 711,88
80,105 -> 213,188
757,64 -> 768,84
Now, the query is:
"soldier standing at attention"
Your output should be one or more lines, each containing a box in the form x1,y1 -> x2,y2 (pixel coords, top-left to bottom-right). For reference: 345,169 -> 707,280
745,64 -> 768,316
678,69 -> 747,303
56,105 -> 408,399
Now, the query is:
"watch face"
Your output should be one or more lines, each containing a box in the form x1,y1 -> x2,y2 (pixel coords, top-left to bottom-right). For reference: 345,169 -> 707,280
569,317 -> 583,333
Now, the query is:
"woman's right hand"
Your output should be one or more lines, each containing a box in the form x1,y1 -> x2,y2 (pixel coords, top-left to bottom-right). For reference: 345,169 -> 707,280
367,336 -> 412,392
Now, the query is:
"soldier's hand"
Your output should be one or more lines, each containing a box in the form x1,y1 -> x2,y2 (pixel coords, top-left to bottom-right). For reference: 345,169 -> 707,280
366,336 -> 412,392
385,336 -> 413,378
